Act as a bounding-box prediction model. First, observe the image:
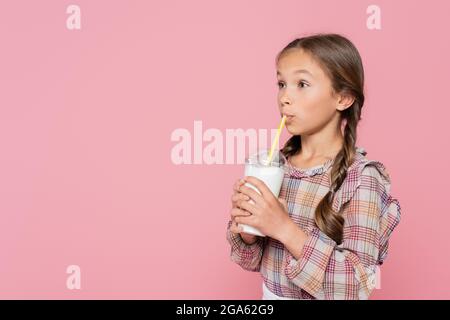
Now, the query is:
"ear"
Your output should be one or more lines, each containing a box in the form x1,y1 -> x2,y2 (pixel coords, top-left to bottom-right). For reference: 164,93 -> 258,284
336,91 -> 355,112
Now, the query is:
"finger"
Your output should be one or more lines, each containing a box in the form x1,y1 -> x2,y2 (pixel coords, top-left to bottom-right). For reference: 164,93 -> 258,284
230,207 -> 252,218
231,193 -> 250,203
238,184 -> 264,207
236,199 -> 259,216
233,178 -> 247,193
231,193 -> 251,206
235,214 -> 256,226
243,176 -> 272,199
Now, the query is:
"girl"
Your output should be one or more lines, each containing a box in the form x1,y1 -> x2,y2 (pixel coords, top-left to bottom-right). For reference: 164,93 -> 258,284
226,33 -> 401,300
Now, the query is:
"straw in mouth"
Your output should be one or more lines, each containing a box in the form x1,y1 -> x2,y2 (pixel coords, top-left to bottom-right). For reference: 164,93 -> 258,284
267,115 -> 287,164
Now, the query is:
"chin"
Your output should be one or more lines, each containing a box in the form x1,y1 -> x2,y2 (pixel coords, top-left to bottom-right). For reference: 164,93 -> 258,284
285,124 -> 302,136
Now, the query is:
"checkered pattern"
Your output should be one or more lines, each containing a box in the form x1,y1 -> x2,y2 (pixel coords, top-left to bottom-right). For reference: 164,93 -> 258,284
226,147 -> 401,300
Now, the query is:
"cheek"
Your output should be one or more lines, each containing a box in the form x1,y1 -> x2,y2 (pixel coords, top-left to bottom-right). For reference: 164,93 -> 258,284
304,103 -> 333,122
288,93 -> 336,133
297,92 -> 329,119
303,89 -> 335,118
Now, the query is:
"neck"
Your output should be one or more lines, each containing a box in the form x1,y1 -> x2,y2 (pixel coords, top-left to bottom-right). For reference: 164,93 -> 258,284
299,122 -> 345,160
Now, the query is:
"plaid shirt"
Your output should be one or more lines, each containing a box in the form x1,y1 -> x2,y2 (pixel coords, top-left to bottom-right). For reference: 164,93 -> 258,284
226,147 -> 401,300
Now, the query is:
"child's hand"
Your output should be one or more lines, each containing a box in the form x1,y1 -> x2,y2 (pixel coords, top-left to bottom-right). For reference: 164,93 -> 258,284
229,178 -> 258,244
233,176 -> 290,241
231,178 -> 250,209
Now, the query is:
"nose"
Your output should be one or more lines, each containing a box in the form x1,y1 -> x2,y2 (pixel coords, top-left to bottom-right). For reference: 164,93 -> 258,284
279,97 -> 291,114
280,92 -> 291,106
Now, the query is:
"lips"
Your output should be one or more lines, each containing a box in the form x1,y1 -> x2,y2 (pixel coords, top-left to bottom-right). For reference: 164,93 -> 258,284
281,114 -> 294,125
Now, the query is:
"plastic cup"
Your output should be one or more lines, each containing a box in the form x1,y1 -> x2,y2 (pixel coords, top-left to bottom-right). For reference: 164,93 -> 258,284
238,149 -> 287,237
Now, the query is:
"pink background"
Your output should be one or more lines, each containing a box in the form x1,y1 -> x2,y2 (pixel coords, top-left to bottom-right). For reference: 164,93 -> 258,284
0,0 -> 449,299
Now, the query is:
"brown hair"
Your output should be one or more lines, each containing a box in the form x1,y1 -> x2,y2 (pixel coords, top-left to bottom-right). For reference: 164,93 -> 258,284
277,33 -> 365,244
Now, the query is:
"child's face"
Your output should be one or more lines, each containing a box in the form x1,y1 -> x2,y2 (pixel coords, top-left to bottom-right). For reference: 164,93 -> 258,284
277,49 -> 343,136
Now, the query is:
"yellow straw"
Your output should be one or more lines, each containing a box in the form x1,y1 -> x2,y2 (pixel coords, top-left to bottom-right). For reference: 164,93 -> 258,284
267,115 -> 287,165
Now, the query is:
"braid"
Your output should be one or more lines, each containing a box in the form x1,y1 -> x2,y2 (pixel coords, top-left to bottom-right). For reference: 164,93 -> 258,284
314,110 -> 359,244
280,135 -> 301,160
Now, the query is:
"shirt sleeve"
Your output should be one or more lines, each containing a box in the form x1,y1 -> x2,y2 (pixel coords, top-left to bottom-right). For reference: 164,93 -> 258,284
226,219 -> 265,272
283,164 -> 402,299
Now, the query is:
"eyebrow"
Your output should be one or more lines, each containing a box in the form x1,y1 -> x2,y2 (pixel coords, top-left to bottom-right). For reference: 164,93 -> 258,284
277,69 -> 313,77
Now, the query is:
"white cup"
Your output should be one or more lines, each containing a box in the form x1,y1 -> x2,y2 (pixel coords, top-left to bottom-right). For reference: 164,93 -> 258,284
238,149 -> 287,237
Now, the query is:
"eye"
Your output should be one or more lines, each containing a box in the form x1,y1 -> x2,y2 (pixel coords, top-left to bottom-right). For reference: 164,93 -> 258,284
277,81 -> 309,89
298,81 -> 309,88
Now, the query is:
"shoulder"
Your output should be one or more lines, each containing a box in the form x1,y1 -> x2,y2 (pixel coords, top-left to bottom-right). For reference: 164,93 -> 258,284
339,148 -> 402,265
333,147 -> 393,211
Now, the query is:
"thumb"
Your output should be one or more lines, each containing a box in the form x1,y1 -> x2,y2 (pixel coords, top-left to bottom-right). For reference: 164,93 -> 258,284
278,198 -> 288,212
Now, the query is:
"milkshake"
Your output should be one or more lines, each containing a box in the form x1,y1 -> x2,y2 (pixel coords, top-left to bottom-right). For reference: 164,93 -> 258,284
238,149 -> 287,237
